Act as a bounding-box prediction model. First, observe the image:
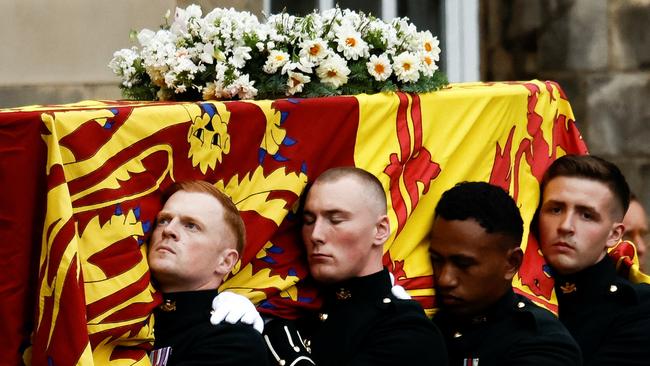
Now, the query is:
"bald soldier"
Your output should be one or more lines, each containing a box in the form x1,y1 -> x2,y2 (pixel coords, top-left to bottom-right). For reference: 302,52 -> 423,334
263,167 -> 448,366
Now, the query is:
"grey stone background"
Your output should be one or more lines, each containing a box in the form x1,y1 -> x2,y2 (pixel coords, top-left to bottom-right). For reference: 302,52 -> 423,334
481,0 -> 650,248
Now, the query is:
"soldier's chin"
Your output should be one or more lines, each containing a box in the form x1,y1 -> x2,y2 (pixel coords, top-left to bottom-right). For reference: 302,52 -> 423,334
309,266 -> 340,284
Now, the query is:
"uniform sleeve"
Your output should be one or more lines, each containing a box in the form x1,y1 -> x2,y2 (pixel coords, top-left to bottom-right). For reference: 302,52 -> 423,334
347,312 -> 448,366
586,306 -> 650,366
176,323 -> 271,366
506,330 -> 583,366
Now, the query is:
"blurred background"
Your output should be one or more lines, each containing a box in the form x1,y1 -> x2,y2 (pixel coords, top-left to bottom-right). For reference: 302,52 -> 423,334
1,0 -> 648,264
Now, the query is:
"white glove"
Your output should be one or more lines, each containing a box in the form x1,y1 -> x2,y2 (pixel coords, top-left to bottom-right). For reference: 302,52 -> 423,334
210,291 -> 264,334
389,272 -> 411,300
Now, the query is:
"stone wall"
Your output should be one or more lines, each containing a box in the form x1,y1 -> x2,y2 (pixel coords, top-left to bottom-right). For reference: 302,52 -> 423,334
481,0 -> 650,237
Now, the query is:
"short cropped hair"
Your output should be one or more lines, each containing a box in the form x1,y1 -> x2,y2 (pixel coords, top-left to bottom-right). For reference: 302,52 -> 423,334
161,180 -> 245,255
313,166 -> 387,214
435,181 -> 524,247
540,155 -> 630,219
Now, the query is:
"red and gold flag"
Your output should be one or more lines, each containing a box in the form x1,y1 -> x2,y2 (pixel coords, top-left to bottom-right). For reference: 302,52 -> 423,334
0,81 -> 597,365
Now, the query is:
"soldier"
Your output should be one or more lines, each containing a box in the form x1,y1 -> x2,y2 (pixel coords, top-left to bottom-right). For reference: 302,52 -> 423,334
430,181 -> 581,365
264,167 -> 448,366
537,155 -> 650,365
148,180 -> 269,366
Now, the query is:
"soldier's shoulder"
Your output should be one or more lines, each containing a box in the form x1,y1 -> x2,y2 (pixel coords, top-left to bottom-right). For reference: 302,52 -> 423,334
610,276 -> 650,307
511,294 -> 568,334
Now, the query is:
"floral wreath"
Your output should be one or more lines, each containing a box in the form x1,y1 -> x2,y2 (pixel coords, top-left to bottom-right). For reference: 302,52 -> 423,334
109,4 -> 447,101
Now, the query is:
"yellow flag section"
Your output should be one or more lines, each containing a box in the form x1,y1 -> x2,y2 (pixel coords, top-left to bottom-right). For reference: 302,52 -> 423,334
354,81 -> 588,315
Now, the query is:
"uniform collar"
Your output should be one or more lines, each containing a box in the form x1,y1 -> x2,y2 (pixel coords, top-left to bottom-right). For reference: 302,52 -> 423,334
435,287 -> 517,328
157,289 -> 220,314
553,256 -> 617,298
322,268 -> 391,305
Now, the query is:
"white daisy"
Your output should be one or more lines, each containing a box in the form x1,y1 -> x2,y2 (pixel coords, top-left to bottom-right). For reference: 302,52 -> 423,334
421,32 -> 441,61
316,54 -> 350,88
299,38 -> 329,62
336,27 -> 369,60
230,46 -> 252,69
286,71 -> 311,95
393,51 -> 421,83
263,50 -> 290,74
366,54 -> 393,81
420,52 -> 439,77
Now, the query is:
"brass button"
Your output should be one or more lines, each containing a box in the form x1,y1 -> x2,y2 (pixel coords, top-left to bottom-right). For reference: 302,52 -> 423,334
319,313 -> 328,321
159,299 -> 176,312
453,331 -> 462,338
336,288 -> 352,300
517,301 -> 525,309
382,297 -> 392,304
560,282 -> 577,294
610,285 -> 618,293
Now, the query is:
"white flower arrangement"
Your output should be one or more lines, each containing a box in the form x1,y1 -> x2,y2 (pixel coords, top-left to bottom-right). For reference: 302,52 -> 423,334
109,4 -> 446,101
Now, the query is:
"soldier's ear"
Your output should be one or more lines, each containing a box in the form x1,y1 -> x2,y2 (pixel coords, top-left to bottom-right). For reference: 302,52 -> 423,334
216,248 -> 239,276
504,247 -> 523,281
606,222 -> 625,249
373,214 -> 390,247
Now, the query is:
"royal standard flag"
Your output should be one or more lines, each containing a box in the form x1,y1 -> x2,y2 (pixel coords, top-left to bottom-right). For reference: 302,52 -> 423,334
0,81 -> 605,365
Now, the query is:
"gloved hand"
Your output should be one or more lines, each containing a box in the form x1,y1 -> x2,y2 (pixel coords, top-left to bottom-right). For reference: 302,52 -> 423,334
210,291 -> 264,334
389,272 -> 411,300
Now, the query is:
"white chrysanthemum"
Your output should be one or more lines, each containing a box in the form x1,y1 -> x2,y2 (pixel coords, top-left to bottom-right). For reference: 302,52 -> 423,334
108,48 -> 140,87
171,5 -> 203,37
336,27 -> 369,60
227,74 -> 258,100
281,58 -> 314,75
420,52 -> 439,77
198,42 -> 215,64
136,29 -> 156,47
230,46 -> 252,69
299,39 -> 329,62
316,54 -> 350,88
366,54 -> 393,81
286,71 -> 311,95
263,50 -> 290,74
393,51 -> 421,83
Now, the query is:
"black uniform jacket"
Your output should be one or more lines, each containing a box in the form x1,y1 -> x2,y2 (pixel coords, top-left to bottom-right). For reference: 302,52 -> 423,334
554,256 -> 650,366
433,288 -> 582,366
264,269 -> 448,366
152,290 -> 269,366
